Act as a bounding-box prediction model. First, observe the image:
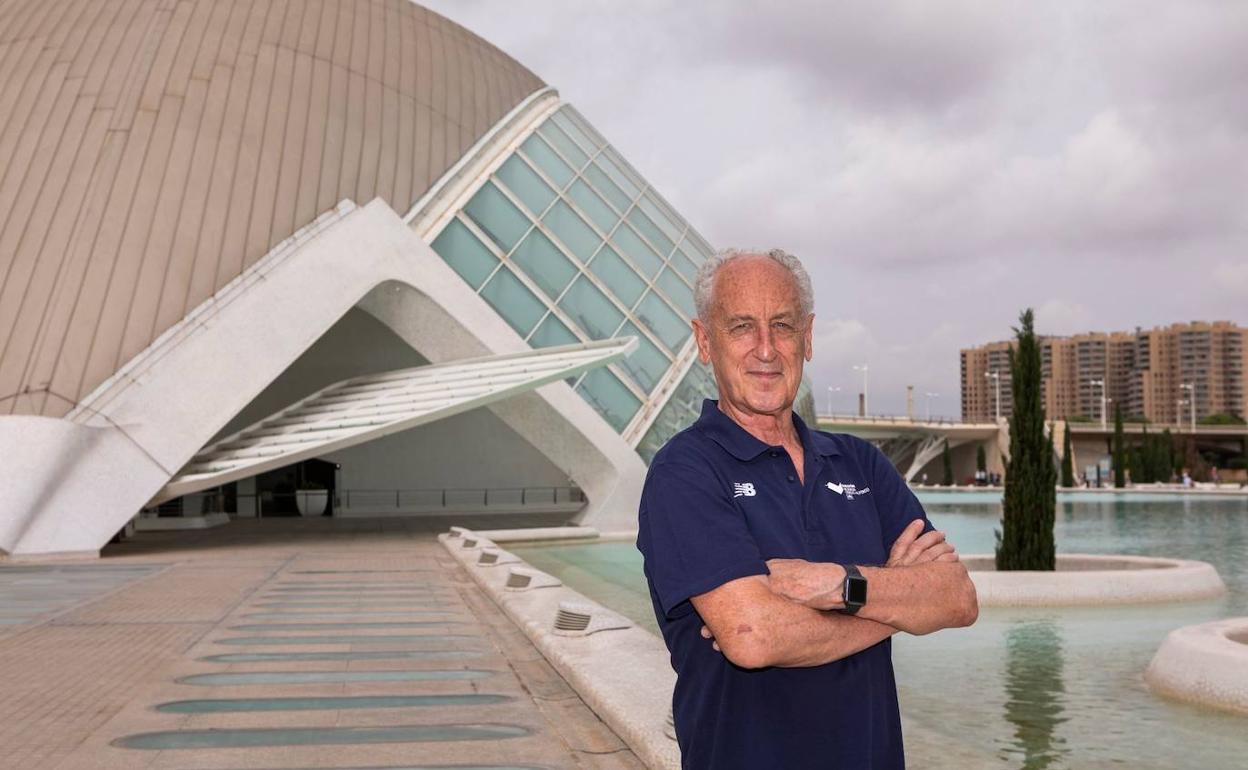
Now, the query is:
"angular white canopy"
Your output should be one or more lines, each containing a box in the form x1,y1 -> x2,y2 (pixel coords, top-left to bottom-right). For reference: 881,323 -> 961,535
154,337 -> 637,503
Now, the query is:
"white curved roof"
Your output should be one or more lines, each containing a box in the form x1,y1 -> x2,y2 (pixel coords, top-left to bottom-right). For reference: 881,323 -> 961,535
0,0 -> 544,418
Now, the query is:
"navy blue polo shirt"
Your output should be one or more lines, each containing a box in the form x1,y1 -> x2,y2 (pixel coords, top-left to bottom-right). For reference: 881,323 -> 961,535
637,399 -> 933,770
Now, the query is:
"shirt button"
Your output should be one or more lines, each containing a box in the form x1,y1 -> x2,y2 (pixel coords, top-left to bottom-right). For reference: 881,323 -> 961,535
787,474 -> 795,482
770,451 -> 780,458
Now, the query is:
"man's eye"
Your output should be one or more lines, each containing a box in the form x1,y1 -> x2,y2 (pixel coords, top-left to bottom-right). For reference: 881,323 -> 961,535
730,323 -> 752,335
772,322 -> 796,334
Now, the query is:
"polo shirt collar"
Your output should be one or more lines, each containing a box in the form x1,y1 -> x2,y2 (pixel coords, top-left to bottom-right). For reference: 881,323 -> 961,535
695,399 -> 841,461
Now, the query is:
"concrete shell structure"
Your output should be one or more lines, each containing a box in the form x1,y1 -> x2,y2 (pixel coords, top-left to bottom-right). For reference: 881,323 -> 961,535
0,0 -> 752,558
0,0 -> 541,417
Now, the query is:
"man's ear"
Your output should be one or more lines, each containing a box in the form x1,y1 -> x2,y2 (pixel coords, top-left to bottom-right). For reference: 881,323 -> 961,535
692,318 -> 712,364
804,314 -> 815,362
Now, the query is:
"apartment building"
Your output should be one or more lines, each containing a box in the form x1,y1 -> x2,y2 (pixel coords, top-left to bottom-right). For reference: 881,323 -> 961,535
961,322 -> 1246,424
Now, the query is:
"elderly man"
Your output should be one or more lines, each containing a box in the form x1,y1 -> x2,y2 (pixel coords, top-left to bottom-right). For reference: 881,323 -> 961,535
637,250 -> 978,769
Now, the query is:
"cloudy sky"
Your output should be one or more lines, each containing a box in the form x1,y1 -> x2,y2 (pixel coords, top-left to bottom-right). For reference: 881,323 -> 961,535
425,0 -> 1248,419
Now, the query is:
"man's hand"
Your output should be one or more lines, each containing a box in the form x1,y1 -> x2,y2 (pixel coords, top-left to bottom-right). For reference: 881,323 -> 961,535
766,559 -> 846,610
701,624 -> 720,652
886,519 -> 959,567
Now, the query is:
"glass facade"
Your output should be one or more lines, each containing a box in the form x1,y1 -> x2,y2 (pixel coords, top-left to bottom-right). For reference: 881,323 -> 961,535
430,104 -> 719,441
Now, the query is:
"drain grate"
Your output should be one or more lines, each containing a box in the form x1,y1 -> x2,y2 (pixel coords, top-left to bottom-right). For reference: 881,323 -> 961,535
155,693 -> 511,713
217,634 -> 477,645
113,723 -> 529,749
176,669 -> 493,686
200,650 -> 482,663
228,621 -> 461,631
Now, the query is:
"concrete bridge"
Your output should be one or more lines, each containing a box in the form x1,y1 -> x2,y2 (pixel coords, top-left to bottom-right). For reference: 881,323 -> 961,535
817,414 -> 1247,484
816,414 -> 1005,483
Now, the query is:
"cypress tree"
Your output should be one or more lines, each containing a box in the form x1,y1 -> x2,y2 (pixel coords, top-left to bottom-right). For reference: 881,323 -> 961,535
1061,424 -> 1075,487
942,439 -> 954,486
1138,425 -> 1153,484
1112,402 -> 1126,488
996,309 -> 1056,571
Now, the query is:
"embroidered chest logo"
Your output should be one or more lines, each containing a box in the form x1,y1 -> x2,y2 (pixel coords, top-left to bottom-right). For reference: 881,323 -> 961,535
732,482 -> 757,498
826,481 -> 871,500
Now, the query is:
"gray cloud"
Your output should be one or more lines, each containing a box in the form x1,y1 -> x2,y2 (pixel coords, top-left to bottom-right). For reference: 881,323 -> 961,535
423,0 -> 1248,418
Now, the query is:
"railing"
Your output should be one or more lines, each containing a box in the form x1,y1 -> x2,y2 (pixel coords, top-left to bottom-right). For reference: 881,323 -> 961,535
818,413 -> 974,426
337,486 -> 586,510
147,486 -> 586,518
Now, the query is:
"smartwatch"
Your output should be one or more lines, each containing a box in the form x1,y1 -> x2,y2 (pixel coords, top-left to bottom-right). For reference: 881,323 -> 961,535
839,564 -> 867,615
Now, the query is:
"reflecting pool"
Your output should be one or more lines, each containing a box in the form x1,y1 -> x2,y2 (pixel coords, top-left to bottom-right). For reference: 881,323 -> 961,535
513,496 -> 1248,769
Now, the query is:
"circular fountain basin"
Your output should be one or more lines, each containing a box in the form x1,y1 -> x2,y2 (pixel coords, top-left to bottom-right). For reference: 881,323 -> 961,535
964,553 -> 1225,606
1146,617 -> 1248,716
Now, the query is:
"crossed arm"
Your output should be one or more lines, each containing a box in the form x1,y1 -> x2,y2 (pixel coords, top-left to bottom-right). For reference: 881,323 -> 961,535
689,520 -> 979,670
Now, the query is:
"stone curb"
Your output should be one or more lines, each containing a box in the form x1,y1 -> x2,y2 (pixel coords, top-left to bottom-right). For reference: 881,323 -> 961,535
440,531 -> 681,770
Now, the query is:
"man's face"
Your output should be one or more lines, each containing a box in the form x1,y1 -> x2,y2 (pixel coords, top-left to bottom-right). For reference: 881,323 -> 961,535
693,257 -> 814,418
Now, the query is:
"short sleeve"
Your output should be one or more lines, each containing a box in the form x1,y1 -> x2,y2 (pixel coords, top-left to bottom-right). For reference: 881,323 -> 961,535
637,457 -> 769,620
863,440 -> 934,550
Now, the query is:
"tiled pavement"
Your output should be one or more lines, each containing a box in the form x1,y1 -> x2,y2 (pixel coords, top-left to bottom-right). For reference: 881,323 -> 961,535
0,517 -> 645,770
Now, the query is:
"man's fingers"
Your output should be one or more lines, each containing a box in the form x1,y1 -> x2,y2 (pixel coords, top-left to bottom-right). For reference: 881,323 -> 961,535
904,530 -> 946,562
914,542 -> 955,564
935,551 -> 960,563
888,520 -> 926,565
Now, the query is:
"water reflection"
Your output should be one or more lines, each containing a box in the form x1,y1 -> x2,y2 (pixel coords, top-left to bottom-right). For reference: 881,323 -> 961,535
1001,619 -> 1069,770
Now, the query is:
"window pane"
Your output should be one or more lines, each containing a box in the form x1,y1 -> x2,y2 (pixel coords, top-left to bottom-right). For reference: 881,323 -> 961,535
656,267 -> 695,319
495,155 -> 555,216
537,121 -> 588,170
564,106 -> 608,149
430,218 -> 498,289
683,231 -> 714,261
511,229 -> 576,299
640,194 -> 684,246
601,146 -> 646,196
588,245 -> 646,308
597,151 -> 641,201
671,248 -> 698,283
627,208 -> 674,257
543,200 -> 601,262
521,135 -> 574,188
568,180 -> 618,234
464,181 -> 529,252
551,110 -> 599,154
616,322 -> 671,393
584,163 -> 632,213
636,290 -> 689,351
611,223 -> 663,278
576,368 -> 641,432
559,275 -> 624,340
480,266 -> 545,336
530,313 -> 580,348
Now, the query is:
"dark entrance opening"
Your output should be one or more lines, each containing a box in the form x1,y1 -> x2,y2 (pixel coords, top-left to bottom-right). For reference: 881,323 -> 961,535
256,459 -> 337,517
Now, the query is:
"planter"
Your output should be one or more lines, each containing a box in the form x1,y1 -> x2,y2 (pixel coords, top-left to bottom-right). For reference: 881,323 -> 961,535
295,490 -> 328,517
964,553 -> 1226,606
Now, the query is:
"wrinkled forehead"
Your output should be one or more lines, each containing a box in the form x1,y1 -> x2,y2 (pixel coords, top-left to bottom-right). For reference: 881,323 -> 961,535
712,257 -> 804,318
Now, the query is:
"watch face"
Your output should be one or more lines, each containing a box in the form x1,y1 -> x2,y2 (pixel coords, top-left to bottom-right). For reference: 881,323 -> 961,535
846,576 -> 868,605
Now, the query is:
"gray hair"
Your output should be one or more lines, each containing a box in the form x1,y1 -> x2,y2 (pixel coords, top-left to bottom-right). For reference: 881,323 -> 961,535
693,248 -> 814,323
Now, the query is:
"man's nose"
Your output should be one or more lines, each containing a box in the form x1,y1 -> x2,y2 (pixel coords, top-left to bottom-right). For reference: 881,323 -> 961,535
753,326 -> 778,361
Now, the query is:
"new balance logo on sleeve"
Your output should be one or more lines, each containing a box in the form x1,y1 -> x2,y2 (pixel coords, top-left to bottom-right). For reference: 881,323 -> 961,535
732,482 -> 756,498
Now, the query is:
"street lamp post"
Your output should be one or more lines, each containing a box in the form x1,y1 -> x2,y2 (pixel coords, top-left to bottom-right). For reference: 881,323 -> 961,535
924,392 -> 939,422
853,364 -> 869,417
826,386 -> 841,416
1179,383 -> 1195,432
1090,378 -> 1106,430
984,371 -> 1001,422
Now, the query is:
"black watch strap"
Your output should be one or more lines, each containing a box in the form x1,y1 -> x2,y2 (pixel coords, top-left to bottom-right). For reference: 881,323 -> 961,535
839,563 -> 866,615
